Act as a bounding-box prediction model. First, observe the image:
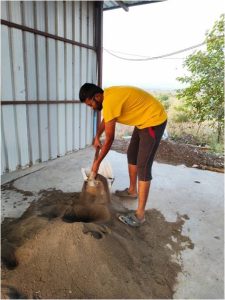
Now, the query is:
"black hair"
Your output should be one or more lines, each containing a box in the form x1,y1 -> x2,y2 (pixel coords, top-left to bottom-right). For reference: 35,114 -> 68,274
79,83 -> 104,102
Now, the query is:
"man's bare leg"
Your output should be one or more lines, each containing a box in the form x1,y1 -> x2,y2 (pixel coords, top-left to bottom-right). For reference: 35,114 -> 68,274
136,180 -> 151,220
128,165 -> 151,218
128,164 -> 138,195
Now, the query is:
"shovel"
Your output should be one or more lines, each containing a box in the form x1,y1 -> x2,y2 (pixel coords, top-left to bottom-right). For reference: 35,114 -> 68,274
81,147 -> 114,190
87,146 -> 101,187
85,147 -> 100,194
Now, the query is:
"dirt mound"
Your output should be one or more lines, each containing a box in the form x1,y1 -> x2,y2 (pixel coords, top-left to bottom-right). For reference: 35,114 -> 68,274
2,176 -> 193,299
111,138 -> 224,172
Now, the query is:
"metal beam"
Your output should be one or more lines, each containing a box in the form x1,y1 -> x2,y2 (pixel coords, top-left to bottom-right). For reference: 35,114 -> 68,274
116,1 -> 129,12
1,19 -> 96,51
1,101 -> 80,105
103,1 -> 167,11
95,1 -> 104,129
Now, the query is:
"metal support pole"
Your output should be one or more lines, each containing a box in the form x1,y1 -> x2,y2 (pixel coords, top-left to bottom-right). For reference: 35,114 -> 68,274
94,1 -> 103,135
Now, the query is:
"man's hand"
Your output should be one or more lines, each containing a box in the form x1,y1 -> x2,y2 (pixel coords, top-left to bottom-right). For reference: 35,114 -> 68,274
91,119 -> 116,175
87,170 -> 97,188
93,119 -> 105,149
88,170 -> 97,181
93,136 -> 102,149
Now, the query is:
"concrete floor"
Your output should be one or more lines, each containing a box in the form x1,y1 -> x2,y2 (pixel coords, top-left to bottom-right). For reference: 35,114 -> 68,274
1,147 -> 224,299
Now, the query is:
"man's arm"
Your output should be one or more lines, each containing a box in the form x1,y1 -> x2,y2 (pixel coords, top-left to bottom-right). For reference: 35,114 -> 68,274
91,118 -> 116,174
93,118 -> 105,148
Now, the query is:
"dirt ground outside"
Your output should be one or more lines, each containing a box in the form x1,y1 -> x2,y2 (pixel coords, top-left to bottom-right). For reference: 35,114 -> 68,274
111,138 -> 224,173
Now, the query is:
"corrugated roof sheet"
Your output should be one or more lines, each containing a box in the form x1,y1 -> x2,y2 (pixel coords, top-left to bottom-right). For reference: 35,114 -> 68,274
103,1 -> 166,11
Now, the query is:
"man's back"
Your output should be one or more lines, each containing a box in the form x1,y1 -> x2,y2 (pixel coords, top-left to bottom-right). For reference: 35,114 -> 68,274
103,86 -> 167,128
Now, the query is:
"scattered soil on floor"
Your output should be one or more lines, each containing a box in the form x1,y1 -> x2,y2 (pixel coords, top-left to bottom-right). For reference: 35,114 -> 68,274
1,175 -> 193,299
111,138 -> 224,172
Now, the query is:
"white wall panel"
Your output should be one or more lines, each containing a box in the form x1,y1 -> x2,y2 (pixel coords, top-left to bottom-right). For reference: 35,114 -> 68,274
1,1 -> 98,173
56,1 -> 66,156
86,54 -> 93,145
80,1 -> 88,148
23,1 -> 40,164
86,2 -> 95,145
10,2 -> 30,168
35,1 -> 49,162
73,105 -> 80,151
65,44 -> 73,153
1,120 -> 7,173
1,107 -> 19,172
88,2 -> 95,47
73,46 -> 81,150
1,26 -> 13,101
46,1 -> 58,160
1,1 -> 9,20
1,25 -> 19,172
73,2 -> 81,150
65,1 -> 73,153
9,1 -> 22,23
57,42 -> 66,156
80,105 -> 87,149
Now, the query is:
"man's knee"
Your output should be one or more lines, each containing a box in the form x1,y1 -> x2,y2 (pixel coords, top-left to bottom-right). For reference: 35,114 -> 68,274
137,167 -> 152,181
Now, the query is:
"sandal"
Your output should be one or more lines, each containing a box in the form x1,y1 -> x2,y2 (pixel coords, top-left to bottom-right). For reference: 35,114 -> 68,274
115,188 -> 137,199
118,213 -> 145,227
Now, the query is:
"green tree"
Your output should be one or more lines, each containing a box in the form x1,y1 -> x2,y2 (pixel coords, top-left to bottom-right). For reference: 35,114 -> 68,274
158,94 -> 170,110
176,14 -> 224,142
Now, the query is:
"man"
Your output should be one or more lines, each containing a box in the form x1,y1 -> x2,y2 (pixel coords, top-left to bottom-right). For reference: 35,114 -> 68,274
79,83 -> 167,227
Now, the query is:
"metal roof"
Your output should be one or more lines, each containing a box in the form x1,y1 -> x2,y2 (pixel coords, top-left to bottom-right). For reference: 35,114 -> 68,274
103,1 -> 166,12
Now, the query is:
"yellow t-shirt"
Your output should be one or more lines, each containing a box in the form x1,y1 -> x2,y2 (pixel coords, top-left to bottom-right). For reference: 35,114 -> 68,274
103,86 -> 167,129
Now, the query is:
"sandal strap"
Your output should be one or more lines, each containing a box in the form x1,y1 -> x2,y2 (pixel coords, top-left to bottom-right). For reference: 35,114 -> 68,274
118,213 -> 145,227
115,188 -> 138,198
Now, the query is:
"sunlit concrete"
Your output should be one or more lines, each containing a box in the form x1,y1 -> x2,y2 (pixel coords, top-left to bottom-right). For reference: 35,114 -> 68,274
1,147 -> 224,299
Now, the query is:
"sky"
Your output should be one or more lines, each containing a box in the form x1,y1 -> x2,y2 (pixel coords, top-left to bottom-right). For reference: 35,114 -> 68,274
102,0 -> 224,90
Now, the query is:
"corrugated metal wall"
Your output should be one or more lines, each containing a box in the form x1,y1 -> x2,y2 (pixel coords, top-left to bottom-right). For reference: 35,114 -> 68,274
1,1 -> 99,174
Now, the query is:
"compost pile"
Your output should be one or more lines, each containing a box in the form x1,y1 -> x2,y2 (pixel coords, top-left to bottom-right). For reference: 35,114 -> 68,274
1,175 -> 193,299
